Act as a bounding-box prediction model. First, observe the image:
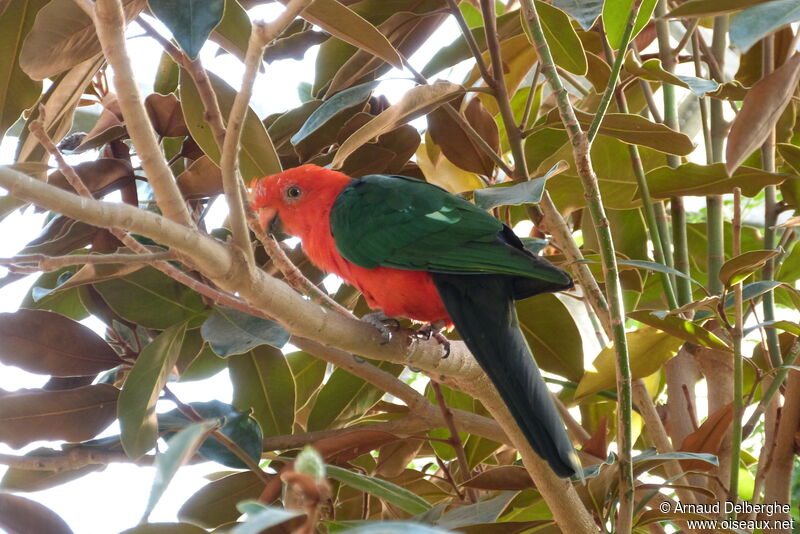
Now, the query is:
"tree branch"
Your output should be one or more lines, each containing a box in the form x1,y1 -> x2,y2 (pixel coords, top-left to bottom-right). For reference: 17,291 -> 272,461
220,0 -> 313,263
519,2 -> 633,531
91,0 -> 194,227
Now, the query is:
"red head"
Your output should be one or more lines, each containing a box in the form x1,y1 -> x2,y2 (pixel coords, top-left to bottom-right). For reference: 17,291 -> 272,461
250,164 -> 352,240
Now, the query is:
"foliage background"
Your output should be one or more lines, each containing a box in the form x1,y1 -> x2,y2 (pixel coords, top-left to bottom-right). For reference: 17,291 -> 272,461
0,0 -> 798,533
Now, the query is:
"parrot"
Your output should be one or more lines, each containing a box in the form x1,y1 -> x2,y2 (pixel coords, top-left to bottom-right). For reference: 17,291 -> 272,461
252,164 -> 580,478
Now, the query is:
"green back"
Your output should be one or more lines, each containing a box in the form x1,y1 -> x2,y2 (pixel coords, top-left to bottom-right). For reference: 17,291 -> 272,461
329,174 -> 566,283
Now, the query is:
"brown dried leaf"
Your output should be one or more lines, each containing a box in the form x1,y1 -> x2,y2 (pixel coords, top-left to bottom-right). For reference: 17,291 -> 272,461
461,465 -> 533,490
176,156 -> 223,199
678,403 -> 734,471
48,159 -> 134,197
312,429 -> 400,465
582,415 -> 608,459
19,0 -> 145,80
375,439 -> 424,478
145,93 -> 189,137
339,144 -> 396,177
0,309 -> 123,376
726,54 -> 800,174
0,384 -> 119,448
429,96 -> 499,176
0,493 -> 73,534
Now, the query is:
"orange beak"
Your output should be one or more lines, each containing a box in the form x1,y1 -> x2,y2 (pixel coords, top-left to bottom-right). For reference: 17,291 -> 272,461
257,207 -> 277,233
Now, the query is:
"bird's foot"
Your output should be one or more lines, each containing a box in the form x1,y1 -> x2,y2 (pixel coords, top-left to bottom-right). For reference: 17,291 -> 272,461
414,321 -> 450,358
361,311 -> 400,345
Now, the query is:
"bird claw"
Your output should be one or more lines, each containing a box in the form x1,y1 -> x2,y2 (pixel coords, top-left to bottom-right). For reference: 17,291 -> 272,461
362,311 -> 399,345
414,321 -> 450,358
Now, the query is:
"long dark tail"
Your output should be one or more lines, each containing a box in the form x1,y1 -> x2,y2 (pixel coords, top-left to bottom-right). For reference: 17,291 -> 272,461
432,273 -> 579,478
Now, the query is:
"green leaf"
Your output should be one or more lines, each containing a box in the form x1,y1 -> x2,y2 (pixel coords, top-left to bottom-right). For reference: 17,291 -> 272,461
201,306 -> 289,357
0,0 -> 45,142
437,491 -> 517,529
119,322 -> 188,459
543,109 -> 695,155
575,326 -> 684,399
229,345 -> 295,437
614,259 -> 702,287
142,419 -> 220,521
159,400 -> 263,468
332,81 -> 464,168
425,384 -> 474,460
421,10 -> 521,78
306,359 -> 402,431
148,0 -> 224,59
553,0 -> 603,30
232,501 -> 303,534
666,0 -> 775,18
718,249 -> 780,287
603,0 -> 635,50
326,465 -> 432,515
286,351 -> 326,408
178,471 -> 264,529
627,310 -> 731,351
291,80 -> 380,145
529,2 -> 587,75
730,0 -> 800,52
744,320 -> 800,337
180,69 -> 281,182
209,0 -> 252,62
0,309 -> 123,376
646,162 -> 789,198
153,51 -> 179,95
94,267 -> 205,329
297,0 -> 402,68
517,293 -> 584,381
474,161 -> 565,210
722,281 -> 783,309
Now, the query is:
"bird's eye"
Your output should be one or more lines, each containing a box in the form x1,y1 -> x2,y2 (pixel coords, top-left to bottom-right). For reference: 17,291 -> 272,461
285,186 -> 302,200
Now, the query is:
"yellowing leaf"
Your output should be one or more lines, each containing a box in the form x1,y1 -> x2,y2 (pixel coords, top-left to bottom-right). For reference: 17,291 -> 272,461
416,140 -> 484,194
575,326 -> 683,399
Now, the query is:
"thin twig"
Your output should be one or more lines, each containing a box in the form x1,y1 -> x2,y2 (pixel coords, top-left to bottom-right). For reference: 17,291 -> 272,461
248,214 -> 354,317
221,0 -> 313,263
0,251 -> 172,271
520,2 -> 634,531
728,187 -> 744,509
445,0 -> 493,84
434,455 -> 466,500
0,449 -> 158,471
431,381 -> 476,502
519,62 -> 542,129
162,386 -> 272,485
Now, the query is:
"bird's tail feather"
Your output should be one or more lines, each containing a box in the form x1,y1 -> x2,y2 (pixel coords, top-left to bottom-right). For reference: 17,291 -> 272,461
432,274 -> 579,478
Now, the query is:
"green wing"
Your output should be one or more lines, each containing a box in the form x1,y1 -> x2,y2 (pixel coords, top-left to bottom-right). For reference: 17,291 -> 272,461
330,174 -> 567,282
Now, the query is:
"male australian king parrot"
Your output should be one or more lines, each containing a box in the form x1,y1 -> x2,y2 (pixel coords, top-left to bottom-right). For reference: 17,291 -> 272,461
252,164 -> 580,477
